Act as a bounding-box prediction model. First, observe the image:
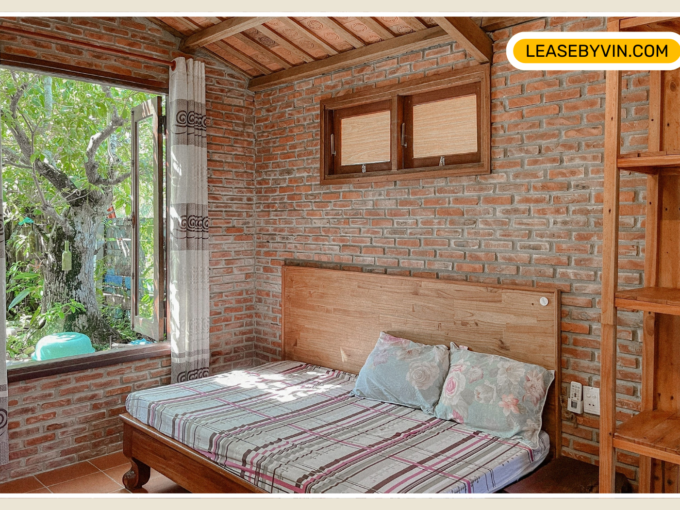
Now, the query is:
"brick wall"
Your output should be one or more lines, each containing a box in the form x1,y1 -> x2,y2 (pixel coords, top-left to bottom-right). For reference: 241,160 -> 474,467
1,16 -> 256,481
1,354 -> 170,482
252,16 -> 649,489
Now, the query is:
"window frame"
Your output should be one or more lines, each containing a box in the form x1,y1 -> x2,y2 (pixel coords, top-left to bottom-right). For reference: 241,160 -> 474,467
403,81 -> 482,170
328,99 -> 393,175
1,60 -> 170,378
319,64 -> 490,186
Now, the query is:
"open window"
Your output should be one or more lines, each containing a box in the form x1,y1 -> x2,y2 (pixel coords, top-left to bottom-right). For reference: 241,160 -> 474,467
320,65 -> 490,185
131,97 -> 166,342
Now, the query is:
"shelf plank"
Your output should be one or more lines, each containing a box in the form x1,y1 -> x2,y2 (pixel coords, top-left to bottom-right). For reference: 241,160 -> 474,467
618,152 -> 680,172
615,287 -> 680,315
614,410 -> 680,465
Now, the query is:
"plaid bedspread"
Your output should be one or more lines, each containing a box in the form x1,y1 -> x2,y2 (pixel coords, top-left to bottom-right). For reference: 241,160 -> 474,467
126,361 -> 548,493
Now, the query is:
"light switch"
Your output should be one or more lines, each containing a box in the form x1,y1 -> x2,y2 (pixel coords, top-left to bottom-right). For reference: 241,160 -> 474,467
584,386 -> 600,415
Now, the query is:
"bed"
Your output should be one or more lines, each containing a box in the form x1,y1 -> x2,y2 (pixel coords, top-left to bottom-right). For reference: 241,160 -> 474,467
120,266 -> 561,493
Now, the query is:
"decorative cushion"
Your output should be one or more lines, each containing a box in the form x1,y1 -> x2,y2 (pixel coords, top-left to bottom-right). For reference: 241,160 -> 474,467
351,332 -> 450,414
434,347 -> 554,448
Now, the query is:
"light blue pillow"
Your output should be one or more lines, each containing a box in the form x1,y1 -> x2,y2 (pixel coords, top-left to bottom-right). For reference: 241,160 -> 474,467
351,332 -> 450,414
434,347 -> 554,448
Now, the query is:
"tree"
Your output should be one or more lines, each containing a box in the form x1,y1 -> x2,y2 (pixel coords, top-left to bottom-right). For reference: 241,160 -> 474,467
1,69 -> 153,346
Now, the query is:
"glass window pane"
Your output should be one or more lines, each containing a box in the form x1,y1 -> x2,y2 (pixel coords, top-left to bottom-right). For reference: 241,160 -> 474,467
135,115 -> 156,322
340,110 -> 391,166
412,94 -> 477,159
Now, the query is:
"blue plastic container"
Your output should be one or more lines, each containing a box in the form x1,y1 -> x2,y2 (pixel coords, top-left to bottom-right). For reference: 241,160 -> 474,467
32,332 -> 95,361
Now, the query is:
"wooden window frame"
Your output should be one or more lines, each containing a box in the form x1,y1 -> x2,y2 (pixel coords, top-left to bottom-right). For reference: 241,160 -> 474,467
329,100 -> 393,175
403,82 -> 482,170
320,64 -> 490,186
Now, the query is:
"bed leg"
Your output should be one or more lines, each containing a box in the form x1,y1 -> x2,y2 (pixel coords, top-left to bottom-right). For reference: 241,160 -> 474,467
123,457 -> 151,490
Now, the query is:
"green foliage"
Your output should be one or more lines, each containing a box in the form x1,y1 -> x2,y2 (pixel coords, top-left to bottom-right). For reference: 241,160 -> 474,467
2,67 -> 160,357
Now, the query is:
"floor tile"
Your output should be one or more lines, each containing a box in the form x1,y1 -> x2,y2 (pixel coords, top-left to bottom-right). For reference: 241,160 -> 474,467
35,461 -> 99,487
27,487 -> 51,493
90,451 -> 128,471
0,476 -> 44,494
130,471 -> 188,494
49,471 -> 123,494
103,464 -> 130,487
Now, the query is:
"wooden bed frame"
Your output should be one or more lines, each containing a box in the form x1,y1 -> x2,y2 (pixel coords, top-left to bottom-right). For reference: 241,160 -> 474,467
120,266 -> 561,493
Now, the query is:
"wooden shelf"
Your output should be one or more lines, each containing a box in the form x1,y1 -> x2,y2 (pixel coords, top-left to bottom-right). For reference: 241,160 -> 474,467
615,287 -> 680,315
614,410 -> 680,465
618,151 -> 680,173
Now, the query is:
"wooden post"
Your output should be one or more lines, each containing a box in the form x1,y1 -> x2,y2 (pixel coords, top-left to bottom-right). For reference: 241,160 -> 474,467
599,18 -> 622,495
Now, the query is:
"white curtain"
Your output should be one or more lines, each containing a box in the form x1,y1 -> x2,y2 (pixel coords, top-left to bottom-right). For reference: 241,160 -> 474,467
1,143 -> 8,465
168,58 -> 210,383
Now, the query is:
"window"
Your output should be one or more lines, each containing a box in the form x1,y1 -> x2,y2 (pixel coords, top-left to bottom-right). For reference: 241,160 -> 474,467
1,67 -> 167,374
320,65 -> 490,185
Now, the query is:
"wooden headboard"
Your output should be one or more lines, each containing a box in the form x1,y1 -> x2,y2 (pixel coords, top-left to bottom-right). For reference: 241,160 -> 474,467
282,266 -> 562,458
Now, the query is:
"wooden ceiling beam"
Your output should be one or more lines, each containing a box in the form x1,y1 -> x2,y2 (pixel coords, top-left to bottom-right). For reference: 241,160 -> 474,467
233,33 -> 293,69
433,17 -> 493,63
619,16 -> 679,30
249,26 -> 450,92
359,17 -> 395,40
315,17 -> 365,48
277,17 -> 339,56
400,17 -> 427,31
257,24 -> 316,63
213,40 -> 272,75
182,17 -> 273,50
479,17 -> 542,32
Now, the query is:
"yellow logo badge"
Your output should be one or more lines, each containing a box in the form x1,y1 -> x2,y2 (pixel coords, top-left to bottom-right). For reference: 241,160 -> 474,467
507,32 -> 680,70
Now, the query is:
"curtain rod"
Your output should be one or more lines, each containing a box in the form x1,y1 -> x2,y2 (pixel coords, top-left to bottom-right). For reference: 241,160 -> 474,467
0,26 -> 177,70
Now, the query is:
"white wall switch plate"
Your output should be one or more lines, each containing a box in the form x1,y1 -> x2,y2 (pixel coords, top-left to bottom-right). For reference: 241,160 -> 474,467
584,386 -> 600,415
570,381 -> 583,401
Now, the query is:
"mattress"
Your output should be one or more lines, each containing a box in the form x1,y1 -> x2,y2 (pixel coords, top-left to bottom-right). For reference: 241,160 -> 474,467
125,361 -> 550,494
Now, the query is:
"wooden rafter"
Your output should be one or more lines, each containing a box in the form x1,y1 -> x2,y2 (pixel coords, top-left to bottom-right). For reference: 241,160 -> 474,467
360,17 -> 395,40
232,33 -> 292,69
249,26 -> 449,91
314,17 -> 365,48
433,17 -> 493,63
257,24 -> 316,63
277,17 -> 339,56
400,17 -> 427,31
479,17 -> 542,32
214,40 -> 272,75
182,17 -> 273,50
619,16 -> 679,30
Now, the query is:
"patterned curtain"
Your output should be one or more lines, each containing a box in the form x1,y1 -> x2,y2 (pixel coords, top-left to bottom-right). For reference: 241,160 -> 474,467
1,135 -> 8,465
168,58 -> 210,383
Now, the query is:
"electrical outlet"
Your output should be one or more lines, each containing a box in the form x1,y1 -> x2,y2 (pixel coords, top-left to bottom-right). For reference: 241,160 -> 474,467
584,386 -> 600,415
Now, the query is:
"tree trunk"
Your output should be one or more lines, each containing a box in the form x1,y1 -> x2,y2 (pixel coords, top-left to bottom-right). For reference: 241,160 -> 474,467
41,203 -> 117,347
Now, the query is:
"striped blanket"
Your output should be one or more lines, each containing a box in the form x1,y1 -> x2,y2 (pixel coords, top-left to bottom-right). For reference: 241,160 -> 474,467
126,361 -> 549,493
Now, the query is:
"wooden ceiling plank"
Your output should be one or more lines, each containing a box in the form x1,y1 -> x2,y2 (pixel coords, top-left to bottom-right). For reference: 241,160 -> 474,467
249,26 -> 450,92
166,17 -> 255,76
620,16 -> 680,30
277,17 -> 339,56
257,24 -> 316,63
233,32 -> 293,69
480,17 -> 542,32
433,16 -> 493,63
214,40 -> 272,75
400,17 -> 427,31
182,17 -> 273,50
359,17 -> 395,40
315,17 -> 365,48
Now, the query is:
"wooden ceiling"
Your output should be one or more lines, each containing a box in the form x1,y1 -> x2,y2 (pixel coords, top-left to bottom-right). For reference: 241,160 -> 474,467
147,16 -> 539,91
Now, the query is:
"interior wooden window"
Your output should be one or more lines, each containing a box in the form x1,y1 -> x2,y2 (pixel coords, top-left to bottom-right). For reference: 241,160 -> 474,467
320,65 -> 489,185
328,100 -> 392,175
403,82 -> 482,169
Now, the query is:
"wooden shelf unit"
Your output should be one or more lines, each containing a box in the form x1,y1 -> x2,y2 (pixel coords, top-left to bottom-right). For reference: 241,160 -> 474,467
600,16 -> 680,494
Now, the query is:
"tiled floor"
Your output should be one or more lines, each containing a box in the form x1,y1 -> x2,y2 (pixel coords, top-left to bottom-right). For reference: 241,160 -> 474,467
0,452 -> 189,494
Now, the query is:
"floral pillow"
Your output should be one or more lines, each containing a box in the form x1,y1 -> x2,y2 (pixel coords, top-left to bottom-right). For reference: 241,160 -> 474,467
350,332 -> 450,414
434,347 -> 554,448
